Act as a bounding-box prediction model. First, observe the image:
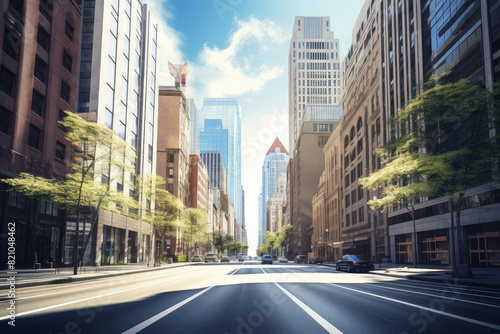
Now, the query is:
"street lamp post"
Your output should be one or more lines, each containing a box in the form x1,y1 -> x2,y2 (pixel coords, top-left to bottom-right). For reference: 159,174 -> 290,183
373,196 -> 379,268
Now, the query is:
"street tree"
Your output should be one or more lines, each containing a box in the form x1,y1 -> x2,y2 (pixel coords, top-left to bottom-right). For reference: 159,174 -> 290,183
275,224 -> 293,257
183,208 -> 208,261
360,77 -> 500,277
2,111 -> 138,274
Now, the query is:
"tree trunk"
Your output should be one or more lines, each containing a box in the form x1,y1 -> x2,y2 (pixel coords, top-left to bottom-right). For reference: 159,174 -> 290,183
455,195 -> 473,278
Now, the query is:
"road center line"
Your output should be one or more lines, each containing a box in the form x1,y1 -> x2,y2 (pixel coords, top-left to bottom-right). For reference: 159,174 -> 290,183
0,269 -> 209,321
260,267 -> 343,334
121,265 -> 243,334
330,283 -> 500,331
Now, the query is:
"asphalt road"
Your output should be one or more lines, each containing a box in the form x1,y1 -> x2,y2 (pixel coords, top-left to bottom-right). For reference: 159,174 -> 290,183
1,261 -> 499,333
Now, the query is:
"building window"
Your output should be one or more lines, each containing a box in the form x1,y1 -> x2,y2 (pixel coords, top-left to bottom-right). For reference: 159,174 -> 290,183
345,195 -> 350,207
359,207 -> 364,222
3,27 -> 20,59
34,56 -> 47,83
0,106 -> 10,134
39,0 -> 52,20
37,26 -> 49,50
28,124 -> 41,149
168,154 -> 174,163
168,167 -> 174,178
148,145 -> 153,161
351,190 -> 356,204
105,108 -> 113,129
358,161 -> 363,178
55,141 -> 65,161
63,50 -> 72,72
65,20 -> 74,41
0,66 -> 15,96
31,89 -> 44,116
60,81 -> 70,102
58,109 -> 67,132
9,0 -> 24,15
358,185 -> 364,200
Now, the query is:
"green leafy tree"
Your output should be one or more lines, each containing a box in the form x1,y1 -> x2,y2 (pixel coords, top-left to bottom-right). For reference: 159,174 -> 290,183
2,111 -> 138,274
213,230 -> 227,257
275,225 -> 293,256
183,208 -> 208,260
360,77 -> 500,277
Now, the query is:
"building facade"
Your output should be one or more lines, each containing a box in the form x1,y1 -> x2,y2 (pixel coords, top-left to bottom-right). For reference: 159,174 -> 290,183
258,137 -> 289,246
0,0 -> 81,268
200,151 -> 227,194
288,16 -> 341,157
75,0 -> 159,265
189,154 -> 209,210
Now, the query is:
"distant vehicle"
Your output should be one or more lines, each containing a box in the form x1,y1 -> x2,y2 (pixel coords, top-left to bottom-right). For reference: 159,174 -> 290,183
205,253 -> 218,263
221,256 -> 231,263
336,254 -> 374,272
308,257 -> 324,264
238,256 -> 244,261
278,256 -> 288,263
255,256 -> 262,261
192,255 -> 203,262
294,255 -> 308,263
261,255 -> 273,264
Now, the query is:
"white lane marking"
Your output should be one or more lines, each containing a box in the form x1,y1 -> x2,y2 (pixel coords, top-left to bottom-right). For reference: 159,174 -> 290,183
381,281 -> 500,300
0,269 -> 201,303
371,284 -> 500,308
330,283 -> 500,331
260,267 -> 343,334
121,265 -> 243,334
382,279 -> 500,295
0,268 -> 209,321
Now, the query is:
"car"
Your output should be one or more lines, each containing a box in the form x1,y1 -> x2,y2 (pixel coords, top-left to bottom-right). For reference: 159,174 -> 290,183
205,253 -> 218,263
278,256 -> 288,263
308,257 -> 324,264
261,255 -> 273,264
192,255 -> 203,262
336,254 -> 374,272
294,255 -> 308,263
221,256 -> 231,263
238,256 -> 244,261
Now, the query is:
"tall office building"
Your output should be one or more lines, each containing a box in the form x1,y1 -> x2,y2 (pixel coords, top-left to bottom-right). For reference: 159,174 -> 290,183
258,138 -> 289,246
189,98 -> 199,155
198,98 -> 242,241
75,0 -> 159,265
288,16 -> 341,157
0,0 -> 81,268
200,151 -> 227,194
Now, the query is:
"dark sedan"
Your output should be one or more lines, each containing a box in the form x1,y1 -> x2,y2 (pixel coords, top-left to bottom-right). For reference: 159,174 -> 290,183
308,257 -> 324,264
336,254 -> 374,272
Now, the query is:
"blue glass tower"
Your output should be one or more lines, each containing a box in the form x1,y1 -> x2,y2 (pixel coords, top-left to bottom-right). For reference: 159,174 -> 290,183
198,98 -> 242,241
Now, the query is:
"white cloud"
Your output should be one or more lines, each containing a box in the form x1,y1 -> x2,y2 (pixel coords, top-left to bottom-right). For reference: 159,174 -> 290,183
189,16 -> 287,100
146,0 -> 184,86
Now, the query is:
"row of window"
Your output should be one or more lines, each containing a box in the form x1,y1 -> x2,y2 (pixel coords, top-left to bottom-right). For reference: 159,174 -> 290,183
293,40 -> 338,50
298,62 -> 340,71
345,161 -> 363,187
345,207 -> 365,227
298,71 -> 339,79
345,185 -> 365,208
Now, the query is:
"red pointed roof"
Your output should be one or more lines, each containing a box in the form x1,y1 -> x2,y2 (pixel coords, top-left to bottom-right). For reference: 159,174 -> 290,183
266,137 -> 288,156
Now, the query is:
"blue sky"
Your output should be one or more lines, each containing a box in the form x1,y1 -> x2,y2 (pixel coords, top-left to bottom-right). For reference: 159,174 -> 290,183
148,0 -> 365,254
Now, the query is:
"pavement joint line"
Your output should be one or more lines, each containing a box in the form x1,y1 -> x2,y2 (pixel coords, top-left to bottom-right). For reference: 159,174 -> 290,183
0,266 -> 208,303
368,283 -> 500,309
376,281 -> 500,300
259,266 -> 343,334
329,283 -> 500,331
378,277 -> 500,294
120,264 -> 244,334
0,267 -> 206,321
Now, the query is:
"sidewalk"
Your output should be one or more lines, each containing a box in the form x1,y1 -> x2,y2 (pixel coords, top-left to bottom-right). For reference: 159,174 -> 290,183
0,262 -> 196,289
324,262 -> 500,289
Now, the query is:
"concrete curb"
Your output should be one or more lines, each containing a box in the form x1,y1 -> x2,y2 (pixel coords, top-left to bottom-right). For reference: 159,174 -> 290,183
1,263 -> 196,289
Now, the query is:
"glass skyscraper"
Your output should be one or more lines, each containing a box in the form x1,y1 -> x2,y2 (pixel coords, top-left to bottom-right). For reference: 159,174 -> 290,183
259,138 -> 289,246
198,98 -> 242,241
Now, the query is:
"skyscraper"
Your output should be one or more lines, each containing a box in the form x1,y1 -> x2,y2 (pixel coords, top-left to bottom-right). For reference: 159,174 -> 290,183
75,0 -> 158,265
259,138 -> 289,246
198,98 -> 242,241
288,16 -> 341,157
189,98 -> 199,155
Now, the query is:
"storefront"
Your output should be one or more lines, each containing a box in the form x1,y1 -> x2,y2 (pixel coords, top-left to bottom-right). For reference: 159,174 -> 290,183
419,229 -> 450,265
467,222 -> 500,267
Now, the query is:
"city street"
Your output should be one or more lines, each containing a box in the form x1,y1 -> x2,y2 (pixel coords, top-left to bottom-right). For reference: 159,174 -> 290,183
1,261 -> 499,333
